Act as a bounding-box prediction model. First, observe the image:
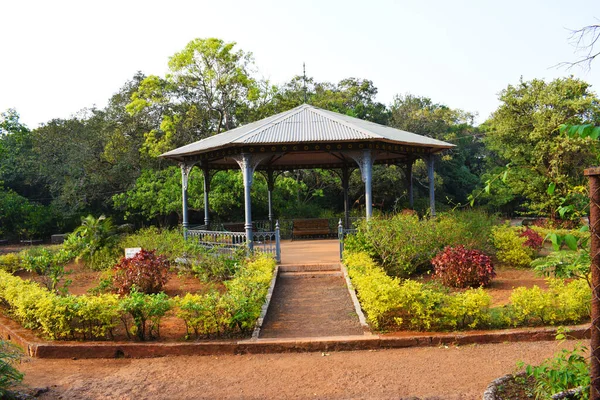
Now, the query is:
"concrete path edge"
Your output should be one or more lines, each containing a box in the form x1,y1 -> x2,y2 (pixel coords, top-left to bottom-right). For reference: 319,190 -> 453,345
251,265 -> 279,340
340,263 -> 370,333
0,313 -> 590,359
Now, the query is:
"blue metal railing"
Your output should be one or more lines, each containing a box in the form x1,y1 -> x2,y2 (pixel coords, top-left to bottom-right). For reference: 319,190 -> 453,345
188,221 -> 281,263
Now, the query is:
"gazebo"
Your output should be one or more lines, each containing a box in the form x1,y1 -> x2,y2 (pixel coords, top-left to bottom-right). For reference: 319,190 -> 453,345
160,104 -> 454,252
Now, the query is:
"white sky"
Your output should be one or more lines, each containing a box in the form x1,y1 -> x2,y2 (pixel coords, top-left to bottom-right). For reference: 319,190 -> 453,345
1,0 -> 598,128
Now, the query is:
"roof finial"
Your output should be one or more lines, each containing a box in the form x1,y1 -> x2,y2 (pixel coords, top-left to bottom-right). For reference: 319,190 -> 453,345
303,62 -> 307,104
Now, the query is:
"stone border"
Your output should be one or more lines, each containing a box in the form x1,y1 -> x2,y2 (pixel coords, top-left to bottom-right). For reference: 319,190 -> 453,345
483,372 -> 583,399
0,312 -> 590,359
251,265 -> 279,339
482,373 -> 518,400
340,263 -> 370,333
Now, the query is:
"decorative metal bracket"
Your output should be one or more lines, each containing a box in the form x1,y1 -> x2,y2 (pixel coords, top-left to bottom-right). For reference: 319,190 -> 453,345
231,153 -> 271,186
179,161 -> 197,191
346,150 -> 375,183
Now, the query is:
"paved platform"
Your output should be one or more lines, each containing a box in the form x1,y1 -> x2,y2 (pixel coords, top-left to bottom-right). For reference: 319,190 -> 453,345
279,239 -> 340,264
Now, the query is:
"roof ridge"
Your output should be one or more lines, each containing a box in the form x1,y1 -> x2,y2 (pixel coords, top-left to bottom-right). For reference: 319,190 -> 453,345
308,106 -> 384,139
233,104 -> 309,143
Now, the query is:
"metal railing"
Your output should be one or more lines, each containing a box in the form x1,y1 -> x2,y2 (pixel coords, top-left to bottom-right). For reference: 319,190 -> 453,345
188,222 -> 281,263
337,219 -> 357,260
253,228 -> 281,262
252,217 -> 363,240
188,230 -> 247,258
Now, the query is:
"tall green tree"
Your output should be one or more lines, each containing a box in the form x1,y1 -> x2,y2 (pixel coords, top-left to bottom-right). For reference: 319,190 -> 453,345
127,38 -> 261,157
483,76 -> 600,216
388,95 -> 483,206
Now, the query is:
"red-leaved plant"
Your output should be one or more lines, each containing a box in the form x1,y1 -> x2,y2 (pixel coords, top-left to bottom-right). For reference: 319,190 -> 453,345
431,245 -> 495,288
519,228 -> 544,250
112,249 -> 170,294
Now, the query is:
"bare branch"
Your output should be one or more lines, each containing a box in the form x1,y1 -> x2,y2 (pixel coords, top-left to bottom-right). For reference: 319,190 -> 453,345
556,21 -> 600,71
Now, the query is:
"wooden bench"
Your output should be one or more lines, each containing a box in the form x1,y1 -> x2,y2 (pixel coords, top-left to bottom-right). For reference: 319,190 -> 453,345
292,219 -> 330,240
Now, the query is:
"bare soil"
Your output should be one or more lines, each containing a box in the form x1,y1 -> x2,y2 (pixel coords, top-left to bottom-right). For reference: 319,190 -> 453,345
15,340 -> 580,400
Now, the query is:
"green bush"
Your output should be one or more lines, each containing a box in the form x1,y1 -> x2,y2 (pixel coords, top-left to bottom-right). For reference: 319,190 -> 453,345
344,251 -> 590,332
0,340 -> 23,399
491,225 -> 536,268
119,227 -> 202,262
20,246 -> 74,293
119,288 -> 172,341
176,291 -> 224,339
531,250 -> 590,283
345,211 -> 497,278
344,251 -> 492,331
65,215 -> 121,270
0,254 -> 20,273
0,270 -> 120,340
0,255 -> 275,341
519,340 -> 590,399
441,288 -> 492,329
176,255 -> 276,338
509,279 -> 591,326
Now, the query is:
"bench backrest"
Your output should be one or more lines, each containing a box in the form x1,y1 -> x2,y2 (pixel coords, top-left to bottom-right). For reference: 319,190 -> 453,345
293,219 -> 329,230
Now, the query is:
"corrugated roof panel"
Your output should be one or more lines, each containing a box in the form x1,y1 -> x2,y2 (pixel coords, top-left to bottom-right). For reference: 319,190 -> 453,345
160,104 -> 454,159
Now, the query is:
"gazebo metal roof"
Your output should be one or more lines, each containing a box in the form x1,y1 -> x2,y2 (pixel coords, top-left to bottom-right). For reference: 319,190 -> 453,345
160,104 -> 454,169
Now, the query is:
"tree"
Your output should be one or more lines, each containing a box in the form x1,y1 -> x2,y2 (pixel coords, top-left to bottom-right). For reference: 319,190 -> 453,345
0,109 -> 47,200
483,76 -> 600,216
127,38 -> 260,157
388,95 -> 483,206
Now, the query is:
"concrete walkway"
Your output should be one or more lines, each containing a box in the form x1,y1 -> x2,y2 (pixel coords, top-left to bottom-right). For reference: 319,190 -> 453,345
261,239 -> 364,338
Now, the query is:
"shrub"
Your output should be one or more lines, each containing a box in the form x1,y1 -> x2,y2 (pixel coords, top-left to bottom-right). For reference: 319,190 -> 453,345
509,279 -> 591,326
0,270 -> 120,340
119,288 -> 172,341
344,251 -> 493,331
176,255 -> 276,339
343,251 -> 403,329
431,245 -> 495,288
191,251 -> 242,282
531,250 -> 590,284
520,341 -> 590,399
20,246 -> 74,293
119,227 -> 204,263
0,253 -> 20,273
176,291 -> 224,339
0,340 -> 23,398
112,249 -> 170,294
345,210 -> 499,278
65,215 -> 121,270
491,225 -> 536,268
520,228 -> 543,250
441,288 -> 492,329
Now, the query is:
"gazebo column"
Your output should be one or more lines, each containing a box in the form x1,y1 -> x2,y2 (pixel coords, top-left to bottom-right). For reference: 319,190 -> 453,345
341,166 -> 350,228
233,153 -> 269,250
349,149 -> 375,220
202,166 -> 211,228
427,153 -> 436,216
405,159 -> 414,209
179,161 -> 194,240
267,169 -> 275,231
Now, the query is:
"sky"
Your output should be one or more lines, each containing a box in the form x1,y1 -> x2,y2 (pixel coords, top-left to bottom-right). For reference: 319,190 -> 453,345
1,0 -> 599,128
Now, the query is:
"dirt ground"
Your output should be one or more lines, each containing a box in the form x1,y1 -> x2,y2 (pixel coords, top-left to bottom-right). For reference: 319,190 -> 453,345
15,340 -> 580,400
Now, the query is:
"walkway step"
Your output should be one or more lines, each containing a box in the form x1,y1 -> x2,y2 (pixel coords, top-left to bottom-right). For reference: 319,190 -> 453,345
279,263 -> 341,272
260,274 -> 364,338
279,271 -> 342,278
